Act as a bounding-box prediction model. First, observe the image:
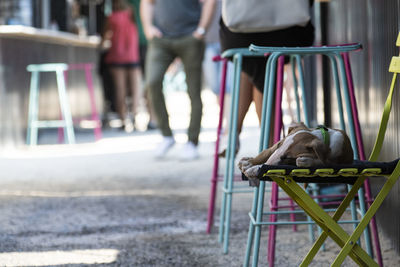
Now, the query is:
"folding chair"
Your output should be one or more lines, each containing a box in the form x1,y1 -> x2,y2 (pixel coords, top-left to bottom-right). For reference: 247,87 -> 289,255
242,35 -> 400,266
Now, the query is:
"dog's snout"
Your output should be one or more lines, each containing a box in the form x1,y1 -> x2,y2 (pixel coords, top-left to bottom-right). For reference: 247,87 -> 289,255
279,154 -> 296,165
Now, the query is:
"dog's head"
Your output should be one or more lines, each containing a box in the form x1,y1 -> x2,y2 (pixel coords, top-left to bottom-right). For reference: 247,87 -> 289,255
287,122 -> 310,135
278,132 -> 330,167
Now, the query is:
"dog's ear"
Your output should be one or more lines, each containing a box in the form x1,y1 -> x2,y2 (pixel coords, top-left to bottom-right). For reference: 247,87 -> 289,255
287,122 -> 307,135
307,138 -> 329,164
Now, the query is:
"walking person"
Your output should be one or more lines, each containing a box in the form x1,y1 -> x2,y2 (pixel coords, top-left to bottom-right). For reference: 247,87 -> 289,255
101,0 -> 142,132
141,0 -> 216,160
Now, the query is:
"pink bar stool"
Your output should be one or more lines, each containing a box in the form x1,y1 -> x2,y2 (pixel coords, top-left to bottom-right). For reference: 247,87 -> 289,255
58,63 -> 102,142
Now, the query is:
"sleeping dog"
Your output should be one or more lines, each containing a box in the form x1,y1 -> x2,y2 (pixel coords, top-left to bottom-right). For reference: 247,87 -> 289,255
238,122 -> 353,182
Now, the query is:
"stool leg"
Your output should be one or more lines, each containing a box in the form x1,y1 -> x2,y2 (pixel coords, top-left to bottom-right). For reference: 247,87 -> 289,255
244,56 -> 275,267
253,53 -> 280,267
295,55 -> 310,126
253,181 -> 266,267
207,59 -> 227,234
56,69 -> 75,144
275,57 -> 298,231
221,55 -> 242,253
85,65 -> 102,140
296,54 -> 323,246
290,56 -> 301,122
343,52 -> 383,266
337,55 -> 374,257
27,71 -> 40,145
57,70 -> 69,144
267,56 -> 285,267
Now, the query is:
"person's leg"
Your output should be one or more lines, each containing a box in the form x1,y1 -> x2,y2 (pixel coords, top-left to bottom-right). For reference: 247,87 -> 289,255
252,85 -> 263,124
218,71 -> 254,157
140,44 -> 157,129
237,72 -> 254,134
145,38 -> 175,137
127,66 -> 142,119
110,67 -> 128,123
177,36 -> 205,146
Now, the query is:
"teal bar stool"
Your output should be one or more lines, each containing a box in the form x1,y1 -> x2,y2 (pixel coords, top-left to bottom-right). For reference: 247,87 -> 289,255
218,48 -> 274,254
26,63 -> 75,145
218,47 -> 312,253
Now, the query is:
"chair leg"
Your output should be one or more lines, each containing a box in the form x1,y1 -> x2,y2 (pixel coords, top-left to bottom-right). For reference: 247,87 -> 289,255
301,177 -> 366,265
333,165 -> 400,266
274,177 -> 378,267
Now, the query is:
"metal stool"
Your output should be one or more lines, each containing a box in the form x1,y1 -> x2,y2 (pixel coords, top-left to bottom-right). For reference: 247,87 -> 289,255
58,63 -> 102,142
26,63 -> 75,145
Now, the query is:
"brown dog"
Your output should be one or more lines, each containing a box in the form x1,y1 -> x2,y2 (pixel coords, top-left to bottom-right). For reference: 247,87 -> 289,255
238,122 -> 353,181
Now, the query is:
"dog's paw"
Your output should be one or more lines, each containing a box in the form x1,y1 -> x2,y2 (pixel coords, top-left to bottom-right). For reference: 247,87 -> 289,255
244,165 -> 261,180
296,157 -> 315,168
238,157 -> 253,172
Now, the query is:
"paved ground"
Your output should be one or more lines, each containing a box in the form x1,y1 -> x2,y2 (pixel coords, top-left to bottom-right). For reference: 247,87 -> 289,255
0,90 -> 399,266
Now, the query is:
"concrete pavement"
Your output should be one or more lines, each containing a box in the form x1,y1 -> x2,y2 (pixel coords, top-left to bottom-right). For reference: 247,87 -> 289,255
0,90 -> 399,266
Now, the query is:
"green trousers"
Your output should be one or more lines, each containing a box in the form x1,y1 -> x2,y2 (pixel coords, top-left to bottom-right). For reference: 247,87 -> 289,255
145,35 -> 205,145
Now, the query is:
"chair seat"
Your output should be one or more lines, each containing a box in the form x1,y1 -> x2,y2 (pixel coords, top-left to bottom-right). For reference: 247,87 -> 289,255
241,159 -> 400,185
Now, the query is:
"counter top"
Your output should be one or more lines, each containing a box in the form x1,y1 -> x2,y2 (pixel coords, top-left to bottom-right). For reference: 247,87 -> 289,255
0,25 -> 100,48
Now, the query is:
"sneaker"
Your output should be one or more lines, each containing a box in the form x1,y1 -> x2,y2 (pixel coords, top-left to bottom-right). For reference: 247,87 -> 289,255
155,136 -> 175,158
146,121 -> 157,131
180,141 -> 199,161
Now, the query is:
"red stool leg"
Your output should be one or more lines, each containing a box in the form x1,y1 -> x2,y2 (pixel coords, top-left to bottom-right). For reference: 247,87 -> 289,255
267,56 -> 285,267
207,57 -> 228,233
84,64 -> 102,141
342,52 -> 383,266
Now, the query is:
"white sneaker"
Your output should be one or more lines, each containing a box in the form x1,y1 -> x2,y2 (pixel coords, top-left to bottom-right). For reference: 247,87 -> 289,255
155,136 -> 175,158
180,141 -> 199,161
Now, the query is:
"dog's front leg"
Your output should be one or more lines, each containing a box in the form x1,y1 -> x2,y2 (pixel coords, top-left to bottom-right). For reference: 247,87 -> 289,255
238,157 -> 253,172
248,140 -> 283,165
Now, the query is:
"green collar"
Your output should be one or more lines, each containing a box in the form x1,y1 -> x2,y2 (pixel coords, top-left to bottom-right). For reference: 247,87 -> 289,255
317,125 -> 330,145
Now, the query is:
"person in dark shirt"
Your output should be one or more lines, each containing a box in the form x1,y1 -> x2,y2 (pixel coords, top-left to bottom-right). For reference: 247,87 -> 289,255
141,0 -> 216,160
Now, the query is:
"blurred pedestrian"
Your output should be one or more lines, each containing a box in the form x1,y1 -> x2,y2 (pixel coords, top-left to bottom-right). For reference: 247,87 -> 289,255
219,0 -> 315,154
141,0 -> 216,160
101,0 -> 142,132
127,0 -> 158,130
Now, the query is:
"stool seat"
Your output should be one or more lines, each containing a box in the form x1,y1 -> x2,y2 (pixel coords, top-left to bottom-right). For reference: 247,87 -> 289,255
27,63 -> 68,72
